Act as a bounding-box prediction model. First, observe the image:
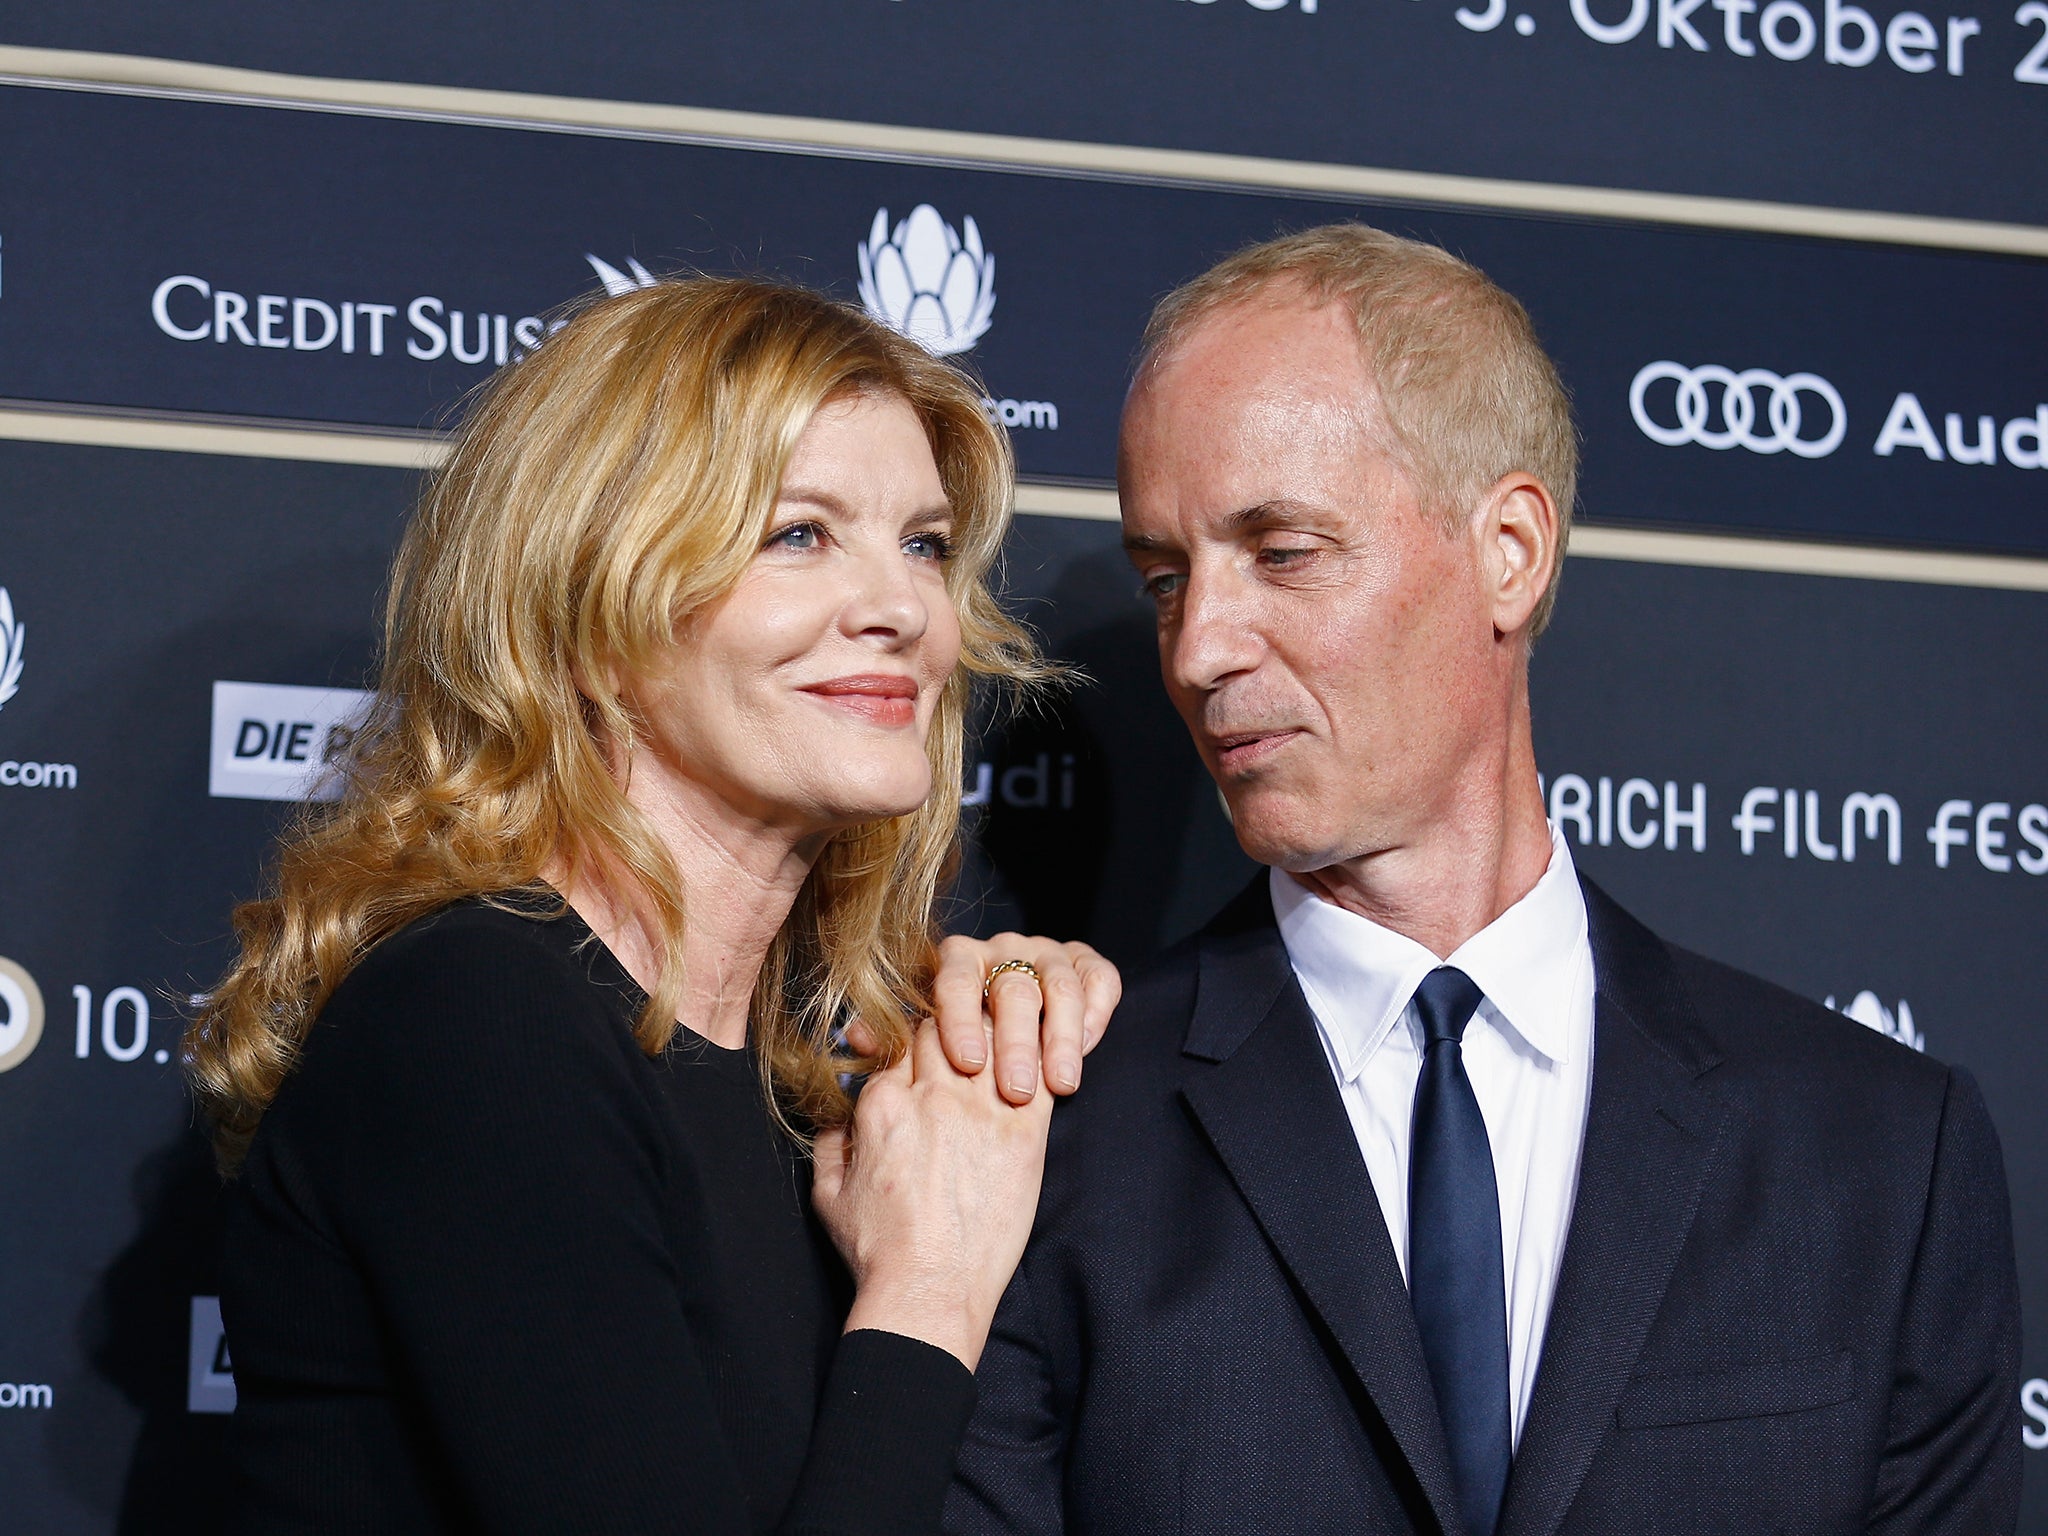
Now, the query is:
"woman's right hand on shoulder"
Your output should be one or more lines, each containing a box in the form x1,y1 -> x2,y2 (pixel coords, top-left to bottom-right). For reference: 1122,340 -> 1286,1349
811,1018 -> 1053,1370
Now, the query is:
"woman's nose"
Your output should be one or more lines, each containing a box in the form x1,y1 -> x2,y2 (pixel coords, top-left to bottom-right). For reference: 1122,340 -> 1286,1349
844,543 -> 930,644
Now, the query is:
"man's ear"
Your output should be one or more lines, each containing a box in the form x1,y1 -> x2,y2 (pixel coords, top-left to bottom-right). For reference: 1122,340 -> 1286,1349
1483,472 -> 1559,642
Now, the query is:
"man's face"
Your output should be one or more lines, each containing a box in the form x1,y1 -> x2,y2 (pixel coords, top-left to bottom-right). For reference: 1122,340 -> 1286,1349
1118,294 -> 1508,874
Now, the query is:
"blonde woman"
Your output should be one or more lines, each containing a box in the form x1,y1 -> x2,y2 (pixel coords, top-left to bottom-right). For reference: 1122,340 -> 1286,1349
187,279 -> 1118,1536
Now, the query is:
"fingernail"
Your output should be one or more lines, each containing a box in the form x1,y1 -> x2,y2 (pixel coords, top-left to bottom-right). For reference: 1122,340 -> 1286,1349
962,1047 -> 986,1068
1052,1056 -> 1079,1092
1007,1071 -> 1037,1099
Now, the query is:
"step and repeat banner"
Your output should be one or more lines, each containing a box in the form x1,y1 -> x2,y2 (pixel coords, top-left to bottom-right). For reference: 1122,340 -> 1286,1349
6,0 -> 2046,220
0,5 -> 2042,1529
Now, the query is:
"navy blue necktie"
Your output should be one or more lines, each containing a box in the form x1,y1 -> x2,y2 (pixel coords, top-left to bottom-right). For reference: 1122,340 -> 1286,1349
1407,966 -> 1511,1536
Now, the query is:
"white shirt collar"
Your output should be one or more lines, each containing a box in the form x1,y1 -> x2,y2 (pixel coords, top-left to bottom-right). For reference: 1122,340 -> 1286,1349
1271,825 -> 1589,1082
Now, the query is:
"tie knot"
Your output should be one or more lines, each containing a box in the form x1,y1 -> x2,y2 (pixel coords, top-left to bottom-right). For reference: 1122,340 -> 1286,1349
1412,966 -> 1484,1048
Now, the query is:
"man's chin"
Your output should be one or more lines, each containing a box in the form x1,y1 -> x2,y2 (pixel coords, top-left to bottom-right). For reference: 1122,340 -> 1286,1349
1222,795 -> 1345,872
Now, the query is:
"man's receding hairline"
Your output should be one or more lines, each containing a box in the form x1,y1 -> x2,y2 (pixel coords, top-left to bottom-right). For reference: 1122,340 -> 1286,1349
1128,282 -> 1421,508
1136,274 -> 1353,384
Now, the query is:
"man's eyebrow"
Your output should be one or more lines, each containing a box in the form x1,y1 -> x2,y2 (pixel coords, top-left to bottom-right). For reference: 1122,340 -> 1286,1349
1123,499 -> 1330,553
1225,498 -> 1329,532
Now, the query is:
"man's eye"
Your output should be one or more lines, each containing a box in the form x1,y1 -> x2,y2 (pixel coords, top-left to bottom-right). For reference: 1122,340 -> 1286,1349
768,521 -> 824,551
904,530 -> 955,562
1138,572 -> 1186,601
1259,545 -> 1314,566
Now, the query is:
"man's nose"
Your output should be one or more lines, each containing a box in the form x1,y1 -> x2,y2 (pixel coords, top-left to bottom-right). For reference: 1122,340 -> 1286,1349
1168,570 -> 1262,693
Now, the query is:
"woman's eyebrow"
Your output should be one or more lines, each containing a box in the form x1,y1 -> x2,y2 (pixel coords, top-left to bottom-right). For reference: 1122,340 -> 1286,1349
773,484 -> 849,514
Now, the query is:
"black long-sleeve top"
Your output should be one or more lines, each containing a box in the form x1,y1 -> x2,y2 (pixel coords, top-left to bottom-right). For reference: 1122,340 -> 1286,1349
220,898 -> 977,1535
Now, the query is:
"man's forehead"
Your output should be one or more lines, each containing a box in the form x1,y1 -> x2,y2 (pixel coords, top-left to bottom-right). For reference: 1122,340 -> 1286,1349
1124,302 -> 1381,462
1140,289 -> 1361,389
1120,300 -> 1400,546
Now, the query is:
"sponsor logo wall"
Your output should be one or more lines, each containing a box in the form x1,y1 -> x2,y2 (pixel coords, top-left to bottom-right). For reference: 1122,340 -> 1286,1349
0,86 -> 2044,555
0,84 -> 2044,557
0,18 -> 2041,1534
206,682 -> 371,803
10,0 -> 2047,222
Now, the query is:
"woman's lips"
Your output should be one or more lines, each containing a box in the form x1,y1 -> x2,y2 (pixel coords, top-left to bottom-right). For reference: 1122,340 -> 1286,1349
802,674 -> 920,727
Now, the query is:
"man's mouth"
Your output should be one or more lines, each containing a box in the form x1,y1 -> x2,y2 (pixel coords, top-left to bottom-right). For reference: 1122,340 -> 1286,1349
1211,728 -> 1301,770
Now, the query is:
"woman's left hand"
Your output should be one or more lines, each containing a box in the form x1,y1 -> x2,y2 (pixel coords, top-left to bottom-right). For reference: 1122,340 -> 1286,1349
928,934 -> 1120,1104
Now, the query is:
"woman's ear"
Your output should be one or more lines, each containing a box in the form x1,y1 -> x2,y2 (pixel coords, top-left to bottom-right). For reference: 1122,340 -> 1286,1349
569,650 -> 640,778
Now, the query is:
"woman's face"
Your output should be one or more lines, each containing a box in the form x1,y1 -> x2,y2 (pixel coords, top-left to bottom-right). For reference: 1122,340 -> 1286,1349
628,388 -> 964,842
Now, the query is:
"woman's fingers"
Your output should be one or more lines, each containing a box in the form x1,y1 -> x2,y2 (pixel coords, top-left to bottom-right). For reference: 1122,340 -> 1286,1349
982,934 -> 1087,1101
1018,941 -> 1120,1085
932,932 -> 1045,1099
986,958 -> 1052,1102
1073,942 -> 1122,1057
932,934 -> 994,1075
928,933 -> 1124,1101
810,1125 -> 850,1211
909,1014 -> 955,1085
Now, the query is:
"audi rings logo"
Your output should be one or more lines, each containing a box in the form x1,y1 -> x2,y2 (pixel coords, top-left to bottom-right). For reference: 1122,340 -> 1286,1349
1629,362 -> 1846,459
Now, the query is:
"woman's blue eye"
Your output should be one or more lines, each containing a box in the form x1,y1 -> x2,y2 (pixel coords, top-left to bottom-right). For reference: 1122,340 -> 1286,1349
769,522 -> 823,551
905,531 -> 955,562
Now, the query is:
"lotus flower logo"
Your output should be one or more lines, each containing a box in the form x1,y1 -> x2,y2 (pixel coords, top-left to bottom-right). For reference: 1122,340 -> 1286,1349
587,254 -> 658,298
857,205 -> 996,356
1825,991 -> 1924,1052
0,587 -> 23,714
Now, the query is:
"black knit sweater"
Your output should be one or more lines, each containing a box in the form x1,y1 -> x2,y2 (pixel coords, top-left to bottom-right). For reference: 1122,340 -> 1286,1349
221,899 -> 976,1535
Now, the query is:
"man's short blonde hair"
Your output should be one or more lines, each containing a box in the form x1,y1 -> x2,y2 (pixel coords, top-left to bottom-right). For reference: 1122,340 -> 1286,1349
1137,224 -> 1578,636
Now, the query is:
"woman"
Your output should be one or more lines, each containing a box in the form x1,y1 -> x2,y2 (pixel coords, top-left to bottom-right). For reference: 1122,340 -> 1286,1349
186,277 -> 1117,1535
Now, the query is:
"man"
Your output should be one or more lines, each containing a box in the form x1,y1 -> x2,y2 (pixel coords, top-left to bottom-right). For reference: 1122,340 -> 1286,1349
946,226 -> 2021,1535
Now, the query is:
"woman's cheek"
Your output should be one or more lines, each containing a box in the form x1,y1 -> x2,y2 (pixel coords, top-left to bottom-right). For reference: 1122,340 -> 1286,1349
927,590 -> 965,679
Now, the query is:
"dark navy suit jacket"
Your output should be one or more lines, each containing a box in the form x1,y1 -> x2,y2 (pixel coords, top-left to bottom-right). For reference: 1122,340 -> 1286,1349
948,878 -> 2021,1535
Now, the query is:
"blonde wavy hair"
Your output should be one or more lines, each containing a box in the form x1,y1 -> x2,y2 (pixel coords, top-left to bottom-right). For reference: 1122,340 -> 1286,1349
187,277 -> 1043,1173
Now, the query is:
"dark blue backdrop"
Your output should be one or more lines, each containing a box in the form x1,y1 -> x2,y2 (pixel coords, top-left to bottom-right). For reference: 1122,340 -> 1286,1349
0,8 -> 2041,1529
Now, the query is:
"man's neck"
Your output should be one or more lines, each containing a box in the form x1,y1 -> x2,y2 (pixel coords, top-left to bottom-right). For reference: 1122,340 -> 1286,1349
1291,715 -> 1554,960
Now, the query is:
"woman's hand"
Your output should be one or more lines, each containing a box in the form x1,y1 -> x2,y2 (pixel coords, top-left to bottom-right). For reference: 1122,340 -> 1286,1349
929,933 -> 1122,1104
812,1018 -> 1054,1371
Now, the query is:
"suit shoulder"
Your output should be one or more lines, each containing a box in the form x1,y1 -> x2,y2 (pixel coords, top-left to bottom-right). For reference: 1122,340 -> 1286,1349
1052,935 -> 1201,1133
1093,930 -> 1201,1049
1662,941 -> 1950,1104
1119,934 -> 1204,1028
1071,877 -> 1279,1099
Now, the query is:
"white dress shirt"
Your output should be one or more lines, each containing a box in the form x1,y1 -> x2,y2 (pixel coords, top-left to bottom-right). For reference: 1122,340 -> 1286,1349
1271,825 -> 1595,1446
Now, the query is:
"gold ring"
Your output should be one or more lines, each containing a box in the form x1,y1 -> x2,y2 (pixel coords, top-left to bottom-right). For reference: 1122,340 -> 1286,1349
982,958 -> 1042,1003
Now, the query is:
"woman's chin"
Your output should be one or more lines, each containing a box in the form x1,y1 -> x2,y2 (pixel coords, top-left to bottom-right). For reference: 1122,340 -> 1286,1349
799,772 -> 935,833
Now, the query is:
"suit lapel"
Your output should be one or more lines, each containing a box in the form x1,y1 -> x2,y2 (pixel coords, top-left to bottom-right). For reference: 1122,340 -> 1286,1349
1178,881 -> 1465,1536
1497,880 -> 1738,1536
